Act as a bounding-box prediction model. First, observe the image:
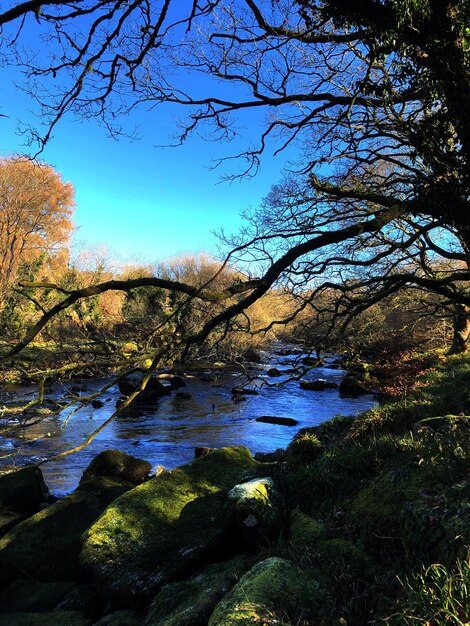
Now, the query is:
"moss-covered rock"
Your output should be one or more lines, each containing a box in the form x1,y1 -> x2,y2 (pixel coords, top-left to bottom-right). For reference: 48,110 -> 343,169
145,555 -> 248,626
289,509 -> 327,550
80,446 -> 262,605
0,580 -> 75,613
228,477 -> 283,547
208,557 -> 325,625
0,612 -> 92,626
0,466 -> 49,515
80,449 -> 152,484
339,374 -> 368,396
0,477 -> 132,587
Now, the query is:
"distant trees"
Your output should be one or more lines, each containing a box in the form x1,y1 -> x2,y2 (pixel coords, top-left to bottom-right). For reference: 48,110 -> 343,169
0,158 -> 75,304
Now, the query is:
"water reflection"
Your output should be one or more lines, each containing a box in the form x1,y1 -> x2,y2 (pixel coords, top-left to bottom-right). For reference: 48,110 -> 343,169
0,347 -> 378,495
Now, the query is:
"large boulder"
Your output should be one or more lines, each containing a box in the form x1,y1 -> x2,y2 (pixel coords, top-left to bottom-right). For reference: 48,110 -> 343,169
145,556 -> 248,626
228,478 -> 283,547
80,449 -> 152,485
0,477 -> 133,587
118,371 -> 171,402
0,466 -> 49,515
80,446 -> 262,605
208,557 -> 325,625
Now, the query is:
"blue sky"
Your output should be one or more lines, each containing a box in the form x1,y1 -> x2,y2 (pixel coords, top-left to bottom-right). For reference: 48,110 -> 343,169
0,58 -> 293,267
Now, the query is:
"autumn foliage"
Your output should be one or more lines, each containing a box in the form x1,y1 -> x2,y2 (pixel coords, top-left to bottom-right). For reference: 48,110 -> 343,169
0,157 -> 75,302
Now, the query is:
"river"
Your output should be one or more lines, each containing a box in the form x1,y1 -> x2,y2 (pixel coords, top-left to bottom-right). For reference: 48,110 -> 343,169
0,345 -> 377,495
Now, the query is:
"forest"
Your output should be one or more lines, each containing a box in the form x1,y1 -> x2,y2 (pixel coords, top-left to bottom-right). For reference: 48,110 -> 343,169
0,0 -> 470,624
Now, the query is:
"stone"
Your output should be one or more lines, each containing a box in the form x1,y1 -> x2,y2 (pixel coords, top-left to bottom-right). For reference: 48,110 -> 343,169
0,511 -> 24,537
118,372 -> 171,402
301,356 -> 324,367
80,449 -> 152,484
91,400 -> 105,408
339,374 -> 368,396
145,556 -> 248,626
289,509 -> 327,549
266,368 -> 281,377
300,379 -> 338,391
232,387 -> 259,396
194,446 -> 213,459
55,584 -> 100,617
175,392 -> 191,400
0,477 -> 132,587
228,477 -> 283,547
169,376 -> 186,389
0,466 -> 49,515
208,557 -> 324,625
255,415 -> 298,427
80,447 -> 262,605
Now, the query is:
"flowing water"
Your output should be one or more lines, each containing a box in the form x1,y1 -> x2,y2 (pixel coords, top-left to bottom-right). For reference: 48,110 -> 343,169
0,345 -> 377,495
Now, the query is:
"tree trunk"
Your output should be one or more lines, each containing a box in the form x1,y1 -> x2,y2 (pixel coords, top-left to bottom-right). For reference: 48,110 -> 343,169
449,304 -> 470,354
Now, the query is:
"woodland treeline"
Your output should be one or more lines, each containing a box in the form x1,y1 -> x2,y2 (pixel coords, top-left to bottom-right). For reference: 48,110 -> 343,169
0,153 -> 466,389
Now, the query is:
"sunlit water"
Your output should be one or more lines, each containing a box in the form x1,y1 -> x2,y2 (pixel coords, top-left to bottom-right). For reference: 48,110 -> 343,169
0,346 -> 377,495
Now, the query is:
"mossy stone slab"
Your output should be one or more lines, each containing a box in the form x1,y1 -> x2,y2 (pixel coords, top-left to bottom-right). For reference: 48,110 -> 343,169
208,557 -> 325,625
0,477 -> 132,586
145,555 -> 248,626
80,446 -> 261,605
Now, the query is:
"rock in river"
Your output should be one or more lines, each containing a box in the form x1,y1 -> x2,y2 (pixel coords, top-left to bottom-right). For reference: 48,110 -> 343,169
80,449 -> 152,485
255,415 -> 298,427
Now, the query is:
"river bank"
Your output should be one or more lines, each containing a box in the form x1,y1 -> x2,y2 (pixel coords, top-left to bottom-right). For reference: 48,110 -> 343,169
0,345 -> 377,495
0,351 -> 469,624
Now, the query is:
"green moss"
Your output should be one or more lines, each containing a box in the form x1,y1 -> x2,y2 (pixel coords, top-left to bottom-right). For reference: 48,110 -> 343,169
0,477 -> 132,585
289,509 -> 327,550
146,555 -> 248,626
208,557 -> 326,625
80,446 -> 262,604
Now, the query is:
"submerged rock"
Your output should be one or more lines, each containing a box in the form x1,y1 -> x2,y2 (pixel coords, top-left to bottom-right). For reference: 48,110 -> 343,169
80,446 -> 262,605
145,556 -> 248,626
0,477 -> 132,587
208,557 -> 324,625
80,449 -> 152,485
